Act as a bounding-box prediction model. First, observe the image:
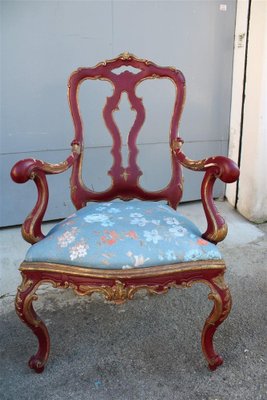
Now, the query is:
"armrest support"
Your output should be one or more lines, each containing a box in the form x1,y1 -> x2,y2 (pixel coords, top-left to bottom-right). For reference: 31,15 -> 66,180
10,141 -> 81,244
172,138 -> 239,243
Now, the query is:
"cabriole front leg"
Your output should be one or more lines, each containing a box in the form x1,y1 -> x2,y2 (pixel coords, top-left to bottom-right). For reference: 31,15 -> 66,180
15,273 -> 50,373
201,272 -> 232,371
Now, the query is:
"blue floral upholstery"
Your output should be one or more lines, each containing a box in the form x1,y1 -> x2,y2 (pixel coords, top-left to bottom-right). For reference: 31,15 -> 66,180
25,200 -> 222,269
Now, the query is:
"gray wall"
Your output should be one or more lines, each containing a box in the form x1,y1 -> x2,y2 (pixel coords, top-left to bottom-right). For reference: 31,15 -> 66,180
1,0 -> 236,226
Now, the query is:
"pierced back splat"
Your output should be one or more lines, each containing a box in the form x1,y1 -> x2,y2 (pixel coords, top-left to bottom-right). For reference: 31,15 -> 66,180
68,52 -> 186,209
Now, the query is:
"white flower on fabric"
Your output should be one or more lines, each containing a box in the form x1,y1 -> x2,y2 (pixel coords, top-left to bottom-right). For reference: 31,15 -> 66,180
95,206 -> 106,212
151,219 -> 160,226
133,255 -> 150,267
184,249 -> 203,262
143,229 -> 163,244
130,217 -> 148,227
84,214 -> 109,223
158,204 -> 167,209
164,217 -> 180,225
130,213 -> 143,218
107,208 -> 121,214
69,240 -> 89,260
206,250 -> 221,260
166,250 -> 176,261
57,228 -> 78,248
126,251 -> 150,267
95,203 -> 112,211
169,226 -> 187,237
101,220 -> 115,227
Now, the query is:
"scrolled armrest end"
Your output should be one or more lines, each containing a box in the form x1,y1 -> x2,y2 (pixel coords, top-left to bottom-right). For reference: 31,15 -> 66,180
208,156 -> 239,184
11,159 -> 39,184
201,157 -> 239,244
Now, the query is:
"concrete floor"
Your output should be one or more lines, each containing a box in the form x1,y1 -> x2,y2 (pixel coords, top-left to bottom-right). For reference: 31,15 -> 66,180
0,201 -> 266,400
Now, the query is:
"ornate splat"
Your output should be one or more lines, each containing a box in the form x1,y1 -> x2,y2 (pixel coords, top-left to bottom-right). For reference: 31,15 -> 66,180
68,52 -> 186,209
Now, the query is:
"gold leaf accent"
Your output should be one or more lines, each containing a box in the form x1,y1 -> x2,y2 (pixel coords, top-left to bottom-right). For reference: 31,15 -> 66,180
211,273 -> 228,290
20,260 -> 225,279
121,170 -> 130,182
15,275 -> 40,327
120,51 -> 131,60
171,139 -> 184,151
77,279 -> 201,304
181,157 -> 208,171
17,276 -> 34,293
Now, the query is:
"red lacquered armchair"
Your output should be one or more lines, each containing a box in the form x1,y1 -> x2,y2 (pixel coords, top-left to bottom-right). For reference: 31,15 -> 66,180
11,53 -> 239,373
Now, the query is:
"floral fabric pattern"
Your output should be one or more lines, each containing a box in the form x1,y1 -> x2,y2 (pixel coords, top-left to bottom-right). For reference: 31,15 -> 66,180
25,200 -> 222,269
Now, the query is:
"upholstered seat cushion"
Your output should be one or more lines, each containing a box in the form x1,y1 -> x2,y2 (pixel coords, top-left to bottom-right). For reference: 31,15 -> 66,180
25,200 -> 222,269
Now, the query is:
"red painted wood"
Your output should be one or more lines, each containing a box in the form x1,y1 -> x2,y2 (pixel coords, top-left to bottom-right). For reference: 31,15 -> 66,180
10,55 -> 239,373
10,55 -> 239,245
172,138 -> 240,243
17,266 -> 229,372
11,149 -> 80,243
68,54 -> 185,209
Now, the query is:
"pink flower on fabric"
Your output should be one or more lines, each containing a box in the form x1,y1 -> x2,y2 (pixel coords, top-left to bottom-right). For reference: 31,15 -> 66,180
126,230 -> 138,239
101,230 -> 119,246
197,238 -> 209,245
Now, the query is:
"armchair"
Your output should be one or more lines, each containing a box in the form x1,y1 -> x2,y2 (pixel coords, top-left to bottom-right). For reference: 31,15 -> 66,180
11,52 -> 239,373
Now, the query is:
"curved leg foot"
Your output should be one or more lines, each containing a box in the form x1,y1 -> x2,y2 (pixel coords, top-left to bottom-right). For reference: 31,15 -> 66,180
15,273 -> 50,373
201,272 -> 232,371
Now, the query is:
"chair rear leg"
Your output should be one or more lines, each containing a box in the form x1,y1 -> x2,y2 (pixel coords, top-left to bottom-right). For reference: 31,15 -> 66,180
201,273 -> 232,371
15,273 -> 50,373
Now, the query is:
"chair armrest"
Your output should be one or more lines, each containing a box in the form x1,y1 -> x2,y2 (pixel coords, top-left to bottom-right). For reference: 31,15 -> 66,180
172,138 -> 240,243
10,141 -> 81,244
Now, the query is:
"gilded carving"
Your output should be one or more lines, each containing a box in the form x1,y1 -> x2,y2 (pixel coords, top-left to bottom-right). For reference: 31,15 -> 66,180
121,51 -> 131,60
15,276 -> 39,326
71,143 -> 81,154
180,157 -> 208,171
211,272 -> 228,290
205,281 -> 232,326
14,265 -> 232,372
121,170 -> 130,182
20,260 -> 226,279
171,139 -> 184,152
32,278 -> 218,305
17,276 -> 34,293
93,53 -> 151,69
71,185 -> 78,193
200,274 -> 232,369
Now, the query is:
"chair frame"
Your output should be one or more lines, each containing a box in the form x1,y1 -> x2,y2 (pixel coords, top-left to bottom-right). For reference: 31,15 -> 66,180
11,52 -> 239,373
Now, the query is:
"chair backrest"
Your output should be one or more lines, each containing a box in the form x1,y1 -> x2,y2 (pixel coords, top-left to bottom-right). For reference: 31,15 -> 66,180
68,52 -> 185,209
